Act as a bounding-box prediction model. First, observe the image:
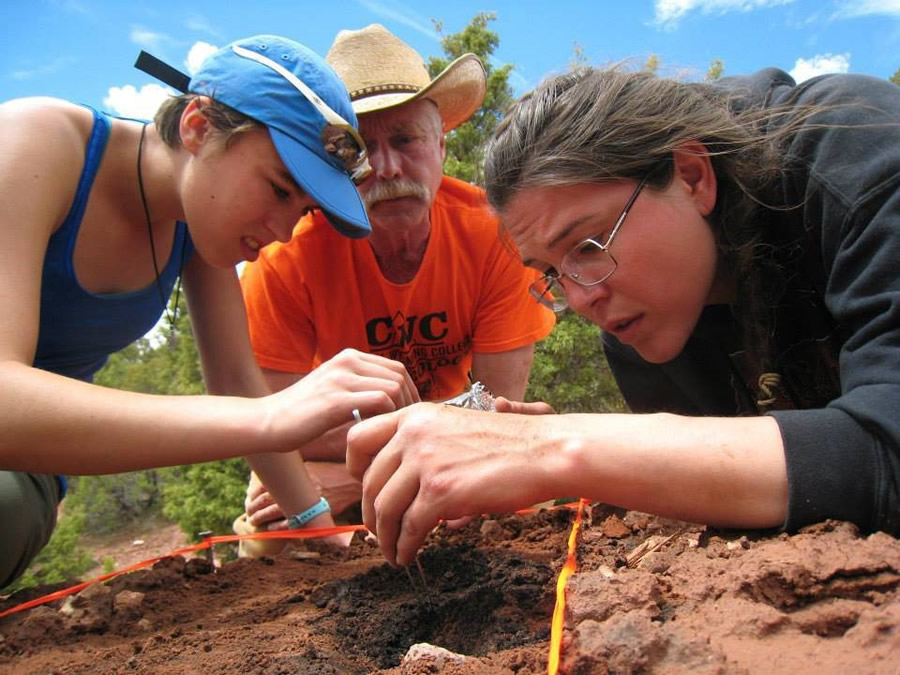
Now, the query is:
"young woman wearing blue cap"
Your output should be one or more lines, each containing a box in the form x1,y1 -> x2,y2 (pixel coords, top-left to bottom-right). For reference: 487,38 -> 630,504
0,35 -> 418,588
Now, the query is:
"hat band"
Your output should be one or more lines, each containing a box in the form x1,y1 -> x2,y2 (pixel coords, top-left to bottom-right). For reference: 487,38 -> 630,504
350,83 -> 422,100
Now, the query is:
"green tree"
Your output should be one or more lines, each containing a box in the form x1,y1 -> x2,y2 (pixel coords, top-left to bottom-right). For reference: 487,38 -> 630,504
65,472 -> 163,535
571,41 -> 589,69
160,457 -> 250,542
526,312 -> 626,413
430,12 -> 515,185
706,59 -> 724,81
643,54 -> 660,74
94,294 -> 203,396
891,68 -> 900,86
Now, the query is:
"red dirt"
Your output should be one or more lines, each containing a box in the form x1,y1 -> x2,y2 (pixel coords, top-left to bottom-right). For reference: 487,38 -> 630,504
1,505 -> 898,674
79,517 -> 190,579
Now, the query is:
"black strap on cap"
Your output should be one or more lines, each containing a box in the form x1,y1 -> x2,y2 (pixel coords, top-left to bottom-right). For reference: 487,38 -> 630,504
134,51 -> 191,93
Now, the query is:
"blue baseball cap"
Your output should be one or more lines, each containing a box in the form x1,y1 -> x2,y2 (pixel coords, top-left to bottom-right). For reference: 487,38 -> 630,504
138,35 -> 371,238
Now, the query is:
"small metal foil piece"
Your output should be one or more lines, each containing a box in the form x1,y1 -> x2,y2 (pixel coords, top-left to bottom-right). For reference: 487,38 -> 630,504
442,381 -> 496,412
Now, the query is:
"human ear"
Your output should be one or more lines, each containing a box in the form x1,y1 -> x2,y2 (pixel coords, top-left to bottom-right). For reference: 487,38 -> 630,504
179,97 -> 213,155
672,141 -> 717,217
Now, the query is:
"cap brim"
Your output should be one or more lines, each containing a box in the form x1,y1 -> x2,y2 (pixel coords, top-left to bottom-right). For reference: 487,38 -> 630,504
268,128 -> 371,238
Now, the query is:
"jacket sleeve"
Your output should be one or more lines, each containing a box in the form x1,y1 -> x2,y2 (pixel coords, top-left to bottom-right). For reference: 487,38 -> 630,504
605,72 -> 900,535
760,73 -> 900,535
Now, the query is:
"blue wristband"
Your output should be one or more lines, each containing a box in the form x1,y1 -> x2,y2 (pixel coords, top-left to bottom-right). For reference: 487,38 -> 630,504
287,497 -> 331,529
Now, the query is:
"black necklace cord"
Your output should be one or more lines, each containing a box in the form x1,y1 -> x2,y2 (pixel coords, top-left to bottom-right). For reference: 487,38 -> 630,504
136,122 -> 183,329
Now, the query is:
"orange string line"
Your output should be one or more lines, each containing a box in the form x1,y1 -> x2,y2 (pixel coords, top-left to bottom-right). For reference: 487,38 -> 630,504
547,498 -> 588,675
0,525 -> 364,620
0,502 -> 585,623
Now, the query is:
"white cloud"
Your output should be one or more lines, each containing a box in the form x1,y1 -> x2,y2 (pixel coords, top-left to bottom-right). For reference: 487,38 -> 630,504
789,52 -> 851,82
831,0 -> 900,19
185,14 -> 220,37
130,27 -> 168,52
654,0 -> 795,29
11,56 -> 75,81
103,83 -> 173,119
354,0 -> 440,40
49,0 -> 88,14
185,41 -> 218,75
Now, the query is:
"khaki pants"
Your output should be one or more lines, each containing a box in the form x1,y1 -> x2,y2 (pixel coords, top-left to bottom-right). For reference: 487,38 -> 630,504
1,472 -> 61,589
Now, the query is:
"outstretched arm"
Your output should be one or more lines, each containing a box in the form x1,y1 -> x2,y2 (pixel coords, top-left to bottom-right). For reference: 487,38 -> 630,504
347,403 -> 787,566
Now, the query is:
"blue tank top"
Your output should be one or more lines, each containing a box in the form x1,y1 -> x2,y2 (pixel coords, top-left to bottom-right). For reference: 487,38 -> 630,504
33,106 -> 195,382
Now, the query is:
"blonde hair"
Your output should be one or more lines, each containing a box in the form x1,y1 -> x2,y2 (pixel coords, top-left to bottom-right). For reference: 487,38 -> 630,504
154,94 -> 259,148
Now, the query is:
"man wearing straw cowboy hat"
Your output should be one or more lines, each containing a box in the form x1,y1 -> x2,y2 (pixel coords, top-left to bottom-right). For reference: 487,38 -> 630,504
232,24 -> 554,553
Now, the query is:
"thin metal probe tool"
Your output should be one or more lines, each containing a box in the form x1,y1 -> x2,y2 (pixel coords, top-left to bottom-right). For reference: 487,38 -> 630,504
354,406 -> 430,597
414,555 -> 428,588
403,554 -> 429,598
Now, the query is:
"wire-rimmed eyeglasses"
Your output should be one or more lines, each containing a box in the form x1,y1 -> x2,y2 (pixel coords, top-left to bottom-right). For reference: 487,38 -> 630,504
232,45 -> 372,184
529,175 -> 649,312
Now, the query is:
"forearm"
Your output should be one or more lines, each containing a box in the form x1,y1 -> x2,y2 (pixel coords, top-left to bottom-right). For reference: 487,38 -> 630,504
545,412 -> 788,528
472,345 -> 535,401
0,360 -> 273,474
245,451 -> 327,517
350,404 -> 788,568
199,356 -> 330,519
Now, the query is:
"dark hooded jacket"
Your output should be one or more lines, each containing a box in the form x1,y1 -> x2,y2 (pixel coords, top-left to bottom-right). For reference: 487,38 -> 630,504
604,68 -> 900,535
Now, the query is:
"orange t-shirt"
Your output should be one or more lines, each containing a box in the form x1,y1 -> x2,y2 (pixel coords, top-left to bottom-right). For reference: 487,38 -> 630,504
242,176 -> 555,401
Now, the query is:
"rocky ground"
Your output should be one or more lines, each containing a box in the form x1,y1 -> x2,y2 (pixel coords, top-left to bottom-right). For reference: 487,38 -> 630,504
1,505 -> 898,674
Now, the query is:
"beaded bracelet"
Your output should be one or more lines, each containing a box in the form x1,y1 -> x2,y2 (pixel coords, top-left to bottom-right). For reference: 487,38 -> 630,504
287,496 -> 331,529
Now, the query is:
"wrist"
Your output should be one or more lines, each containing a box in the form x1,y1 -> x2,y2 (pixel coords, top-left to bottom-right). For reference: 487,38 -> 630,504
306,510 -> 336,529
542,414 -> 593,499
287,496 -> 331,529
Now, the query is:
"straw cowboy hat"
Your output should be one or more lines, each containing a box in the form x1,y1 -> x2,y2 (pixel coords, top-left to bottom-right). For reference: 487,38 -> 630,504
326,24 -> 486,132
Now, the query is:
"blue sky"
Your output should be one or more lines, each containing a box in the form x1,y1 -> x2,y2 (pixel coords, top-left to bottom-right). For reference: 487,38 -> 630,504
4,0 -> 899,121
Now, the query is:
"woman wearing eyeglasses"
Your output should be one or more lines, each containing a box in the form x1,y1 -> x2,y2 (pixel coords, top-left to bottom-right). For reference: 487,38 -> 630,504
0,35 -> 418,588
347,65 -> 900,568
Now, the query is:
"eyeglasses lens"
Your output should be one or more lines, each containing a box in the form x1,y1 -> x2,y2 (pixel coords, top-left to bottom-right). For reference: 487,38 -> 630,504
529,276 -> 568,312
565,240 -> 616,285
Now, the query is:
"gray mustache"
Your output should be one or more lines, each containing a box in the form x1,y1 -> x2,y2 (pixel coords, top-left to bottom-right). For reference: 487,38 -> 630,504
363,178 -> 430,208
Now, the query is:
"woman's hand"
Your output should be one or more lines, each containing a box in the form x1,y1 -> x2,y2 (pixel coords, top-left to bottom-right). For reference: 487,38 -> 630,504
346,403 -> 553,567
261,349 -> 419,450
